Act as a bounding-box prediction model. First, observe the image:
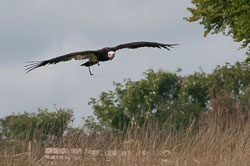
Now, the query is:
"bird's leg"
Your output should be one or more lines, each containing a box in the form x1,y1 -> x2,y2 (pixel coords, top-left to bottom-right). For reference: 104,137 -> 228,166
88,67 -> 94,76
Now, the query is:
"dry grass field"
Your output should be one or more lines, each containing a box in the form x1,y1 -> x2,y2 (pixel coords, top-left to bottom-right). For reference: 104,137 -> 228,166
1,97 -> 250,166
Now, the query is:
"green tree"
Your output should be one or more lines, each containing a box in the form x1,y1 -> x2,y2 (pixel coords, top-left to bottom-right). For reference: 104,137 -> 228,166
208,61 -> 250,98
88,69 -> 206,131
88,62 -> 249,131
185,0 -> 250,54
0,108 -> 74,141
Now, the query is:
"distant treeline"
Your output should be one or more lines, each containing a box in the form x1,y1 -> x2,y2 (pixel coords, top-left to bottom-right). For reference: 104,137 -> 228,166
0,61 -> 249,142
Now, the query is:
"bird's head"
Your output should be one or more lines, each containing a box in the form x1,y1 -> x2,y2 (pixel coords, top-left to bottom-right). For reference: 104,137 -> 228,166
108,51 -> 115,60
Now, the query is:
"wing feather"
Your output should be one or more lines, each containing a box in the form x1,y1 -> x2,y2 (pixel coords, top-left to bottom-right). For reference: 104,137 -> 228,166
25,51 -> 97,73
113,41 -> 178,51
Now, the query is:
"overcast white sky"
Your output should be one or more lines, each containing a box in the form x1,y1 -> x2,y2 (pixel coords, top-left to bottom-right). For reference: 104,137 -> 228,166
0,0 -> 246,126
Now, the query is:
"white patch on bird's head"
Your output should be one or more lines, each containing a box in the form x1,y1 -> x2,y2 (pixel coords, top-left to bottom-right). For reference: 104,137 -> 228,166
108,51 -> 115,60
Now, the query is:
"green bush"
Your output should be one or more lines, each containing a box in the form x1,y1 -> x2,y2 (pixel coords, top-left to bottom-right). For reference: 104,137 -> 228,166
88,61 -> 250,131
0,108 -> 74,141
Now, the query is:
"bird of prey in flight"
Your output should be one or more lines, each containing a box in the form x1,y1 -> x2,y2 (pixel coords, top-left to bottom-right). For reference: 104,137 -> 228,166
25,41 -> 178,75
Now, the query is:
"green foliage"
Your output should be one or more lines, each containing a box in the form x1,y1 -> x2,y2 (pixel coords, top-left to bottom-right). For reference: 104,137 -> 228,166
0,108 -> 74,141
185,0 -> 250,54
207,61 -> 250,116
89,69 -> 206,131
88,61 -> 249,131
181,70 -> 209,108
208,61 -> 250,97
82,115 -> 105,135
238,86 -> 250,112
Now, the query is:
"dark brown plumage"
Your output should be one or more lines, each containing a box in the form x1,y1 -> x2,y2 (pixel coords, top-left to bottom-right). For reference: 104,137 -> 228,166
25,41 -> 178,75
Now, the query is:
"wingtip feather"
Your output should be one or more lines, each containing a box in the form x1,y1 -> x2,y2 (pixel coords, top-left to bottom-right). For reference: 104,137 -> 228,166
24,61 -> 42,73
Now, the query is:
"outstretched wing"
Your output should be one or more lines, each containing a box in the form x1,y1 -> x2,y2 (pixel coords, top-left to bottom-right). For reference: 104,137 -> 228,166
112,41 -> 178,51
25,50 -> 98,73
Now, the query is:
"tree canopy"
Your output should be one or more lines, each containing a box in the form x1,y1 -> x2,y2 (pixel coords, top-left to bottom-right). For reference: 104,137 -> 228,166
185,0 -> 250,54
0,108 -> 74,141
88,61 -> 250,131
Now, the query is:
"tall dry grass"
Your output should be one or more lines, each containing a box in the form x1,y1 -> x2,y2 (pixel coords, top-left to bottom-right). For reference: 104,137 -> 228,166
1,95 -> 250,166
